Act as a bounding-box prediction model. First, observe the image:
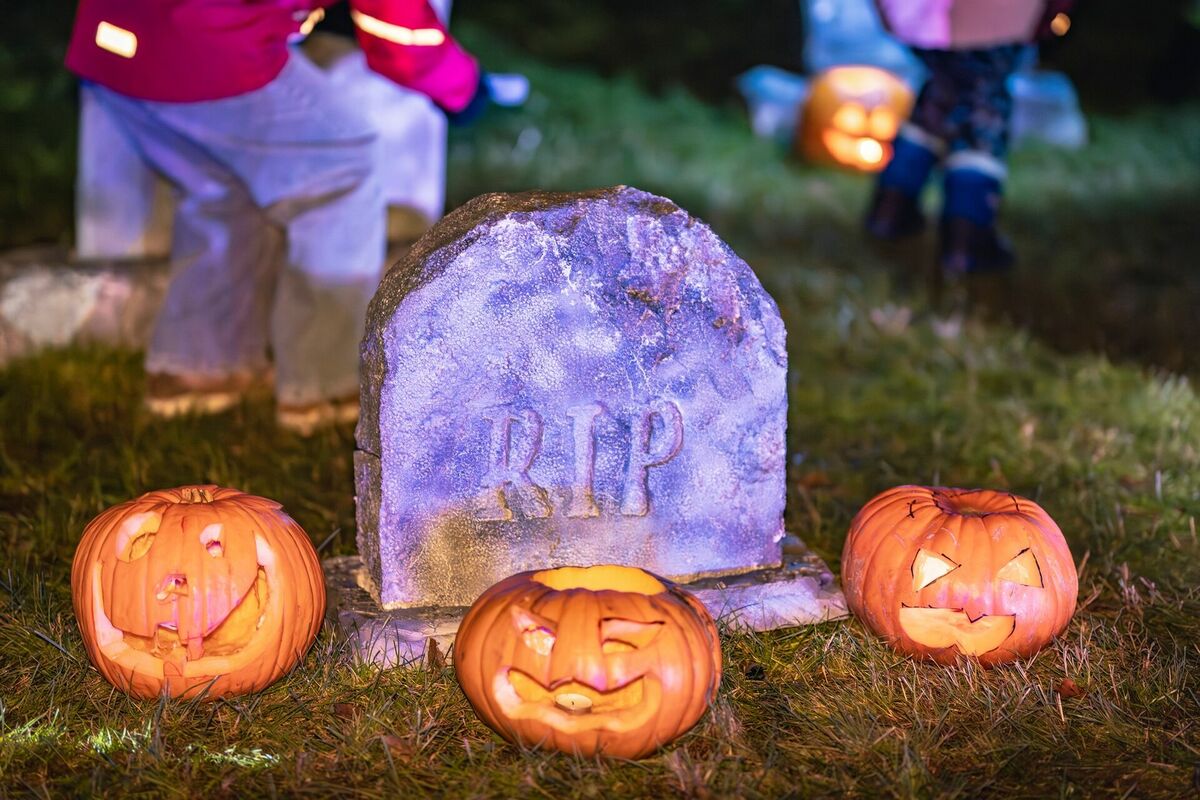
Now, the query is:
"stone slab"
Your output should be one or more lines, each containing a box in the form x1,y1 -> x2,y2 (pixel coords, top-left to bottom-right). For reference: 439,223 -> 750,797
324,534 -> 848,667
0,248 -> 169,366
0,244 -> 409,367
356,186 -> 790,610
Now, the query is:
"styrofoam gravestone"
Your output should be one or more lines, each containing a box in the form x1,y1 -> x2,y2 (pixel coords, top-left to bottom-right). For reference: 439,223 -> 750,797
326,187 -> 845,664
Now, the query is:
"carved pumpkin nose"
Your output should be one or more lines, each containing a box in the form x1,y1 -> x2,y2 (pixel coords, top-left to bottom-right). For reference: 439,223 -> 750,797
155,574 -> 188,600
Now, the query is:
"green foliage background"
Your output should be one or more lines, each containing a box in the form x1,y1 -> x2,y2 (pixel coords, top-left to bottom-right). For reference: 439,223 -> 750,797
3,0 -> 1198,250
0,2 -> 76,248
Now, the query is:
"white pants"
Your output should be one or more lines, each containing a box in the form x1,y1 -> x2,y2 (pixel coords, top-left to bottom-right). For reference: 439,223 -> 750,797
85,53 -> 386,404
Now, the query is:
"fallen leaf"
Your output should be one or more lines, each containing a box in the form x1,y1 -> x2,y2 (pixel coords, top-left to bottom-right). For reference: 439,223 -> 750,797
797,471 -> 832,490
1055,678 -> 1086,698
425,638 -> 447,671
931,314 -> 963,341
381,734 -> 415,760
868,304 -> 912,336
333,702 -> 361,720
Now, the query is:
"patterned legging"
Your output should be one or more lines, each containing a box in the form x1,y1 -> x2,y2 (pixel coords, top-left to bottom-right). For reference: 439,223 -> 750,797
909,45 -> 1027,160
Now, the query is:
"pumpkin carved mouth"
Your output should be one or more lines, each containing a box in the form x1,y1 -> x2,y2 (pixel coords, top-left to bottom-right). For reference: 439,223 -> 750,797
898,606 -> 1016,656
494,669 -> 659,732
90,546 -> 274,678
821,130 -> 888,168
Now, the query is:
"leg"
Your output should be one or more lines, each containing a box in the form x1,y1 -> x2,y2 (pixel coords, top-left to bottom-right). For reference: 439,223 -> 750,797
939,45 -> 1026,273
85,85 -> 281,389
270,168 -> 384,408
136,52 -> 385,417
867,49 -> 956,240
75,84 -> 173,260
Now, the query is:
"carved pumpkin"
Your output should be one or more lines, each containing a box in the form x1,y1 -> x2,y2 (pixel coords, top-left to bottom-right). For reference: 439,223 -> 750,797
454,565 -> 721,759
796,65 -> 914,172
842,486 -> 1078,666
71,485 -> 325,699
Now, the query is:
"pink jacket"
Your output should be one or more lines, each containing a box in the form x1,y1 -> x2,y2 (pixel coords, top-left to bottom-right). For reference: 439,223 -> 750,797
875,0 -> 1047,49
66,0 -> 479,111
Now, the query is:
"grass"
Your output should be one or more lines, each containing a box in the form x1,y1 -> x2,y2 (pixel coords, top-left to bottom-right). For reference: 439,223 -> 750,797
3,26 -> 1200,800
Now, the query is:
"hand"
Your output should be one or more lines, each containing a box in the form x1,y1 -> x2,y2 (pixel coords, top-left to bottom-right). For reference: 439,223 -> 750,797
484,73 -> 530,107
446,74 -> 491,127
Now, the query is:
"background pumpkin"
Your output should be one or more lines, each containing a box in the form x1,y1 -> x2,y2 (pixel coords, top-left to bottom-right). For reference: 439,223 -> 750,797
842,486 -> 1078,666
454,565 -> 722,759
795,65 -> 914,172
72,485 -> 325,699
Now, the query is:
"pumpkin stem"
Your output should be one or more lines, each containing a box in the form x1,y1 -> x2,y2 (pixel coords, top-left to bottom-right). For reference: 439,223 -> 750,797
177,487 -> 215,504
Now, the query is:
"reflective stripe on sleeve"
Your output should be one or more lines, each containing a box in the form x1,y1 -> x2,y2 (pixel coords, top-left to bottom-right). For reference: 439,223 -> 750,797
95,21 -> 138,59
298,8 -> 326,37
350,9 -> 446,46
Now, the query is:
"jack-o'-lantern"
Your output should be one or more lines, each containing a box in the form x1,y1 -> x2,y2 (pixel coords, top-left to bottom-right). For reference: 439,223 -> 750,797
454,565 -> 721,759
796,65 -> 914,172
71,485 -> 325,699
842,486 -> 1078,666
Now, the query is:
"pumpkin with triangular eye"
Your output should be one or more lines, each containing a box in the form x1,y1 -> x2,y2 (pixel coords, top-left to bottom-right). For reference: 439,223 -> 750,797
842,486 -> 1078,666
454,565 -> 722,759
72,485 -> 325,699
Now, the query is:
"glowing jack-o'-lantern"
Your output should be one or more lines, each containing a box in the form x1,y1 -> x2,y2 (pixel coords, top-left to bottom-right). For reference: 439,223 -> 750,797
71,486 -> 325,699
842,486 -> 1078,666
454,565 -> 721,759
796,66 -> 914,172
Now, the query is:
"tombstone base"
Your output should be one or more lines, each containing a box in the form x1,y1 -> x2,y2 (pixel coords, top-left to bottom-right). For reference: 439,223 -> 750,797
323,536 -> 848,667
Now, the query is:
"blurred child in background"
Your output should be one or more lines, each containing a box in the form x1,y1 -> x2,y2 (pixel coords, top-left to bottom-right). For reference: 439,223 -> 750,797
65,0 -> 486,434
866,0 -> 1075,274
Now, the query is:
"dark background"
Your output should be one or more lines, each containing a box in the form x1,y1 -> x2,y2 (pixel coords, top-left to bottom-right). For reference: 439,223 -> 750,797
2,0 -> 1198,250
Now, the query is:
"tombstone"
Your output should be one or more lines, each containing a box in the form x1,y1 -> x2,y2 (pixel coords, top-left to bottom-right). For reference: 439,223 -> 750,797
1009,70 -> 1088,150
325,187 -> 846,665
799,0 -> 923,88
737,65 -> 812,144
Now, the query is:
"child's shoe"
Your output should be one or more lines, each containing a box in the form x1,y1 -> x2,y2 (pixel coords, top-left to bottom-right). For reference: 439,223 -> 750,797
276,395 -> 360,436
938,217 -> 1015,275
865,186 -> 926,240
144,371 -> 262,418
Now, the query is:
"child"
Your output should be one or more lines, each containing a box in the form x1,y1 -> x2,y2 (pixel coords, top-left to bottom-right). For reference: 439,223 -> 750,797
65,0 -> 485,433
866,0 -> 1071,273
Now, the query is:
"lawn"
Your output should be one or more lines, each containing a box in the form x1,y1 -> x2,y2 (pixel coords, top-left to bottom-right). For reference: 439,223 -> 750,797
2,24 -> 1200,800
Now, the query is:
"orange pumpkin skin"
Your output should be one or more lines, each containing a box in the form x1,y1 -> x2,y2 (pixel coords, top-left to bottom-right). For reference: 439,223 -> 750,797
71,486 -> 325,699
842,486 -> 1078,666
796,65 -> 914,172
454,565 -> 722,759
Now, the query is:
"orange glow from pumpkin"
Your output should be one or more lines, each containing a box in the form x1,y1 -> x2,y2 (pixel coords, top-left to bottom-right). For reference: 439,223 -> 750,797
821,130 -> 889,170
798,66 -> 913,173
532,564 -> 666,595
856,138 -> 884,165
868,107 -> 899,141
831,103 -> 868,133
898,608 -> 1016,656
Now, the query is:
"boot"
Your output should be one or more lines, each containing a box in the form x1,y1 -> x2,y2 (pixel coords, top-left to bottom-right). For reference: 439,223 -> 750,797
939,216 -> 1015,274
865,186 -> 926,240
866,129 -> 941,240
941,161 -> 1014,274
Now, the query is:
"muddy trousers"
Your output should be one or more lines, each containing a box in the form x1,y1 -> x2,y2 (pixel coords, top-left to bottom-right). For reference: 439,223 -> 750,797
84,52 -> 386,405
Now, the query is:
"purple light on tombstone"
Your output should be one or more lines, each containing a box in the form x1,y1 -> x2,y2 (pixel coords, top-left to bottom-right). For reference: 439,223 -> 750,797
355,187 -> 789,609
